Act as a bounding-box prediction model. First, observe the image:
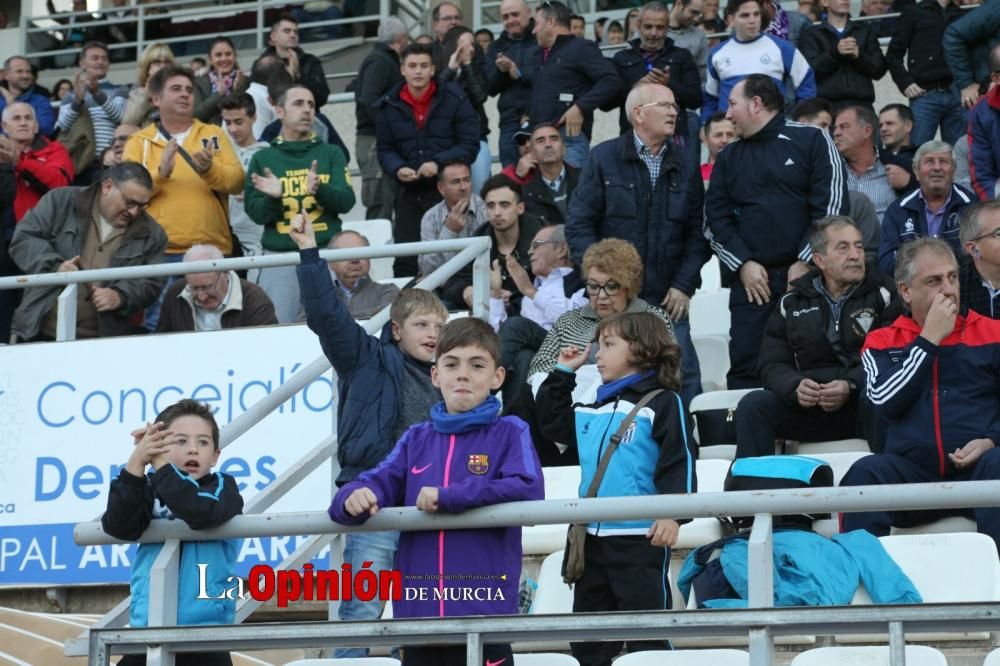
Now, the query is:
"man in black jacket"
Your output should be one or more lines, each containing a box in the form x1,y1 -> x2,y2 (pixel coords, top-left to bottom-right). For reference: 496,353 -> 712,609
354,17 -> 408,220
885,0 -> 966,146
798,0 -> 887,111
734,216 -> 901,458
521,123 -> 579,226
263,15 -> 330,112
375,43 -> 479,277
611,1 -> 702,142
530,0 -> 621,168
568,82 -> 709,404
486,0 -> 538,167
705,74 -> 849,389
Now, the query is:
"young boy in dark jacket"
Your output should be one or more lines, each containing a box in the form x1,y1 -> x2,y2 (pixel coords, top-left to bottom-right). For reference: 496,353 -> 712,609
290,211 -> 450,659
102,399 -> 244,666
330,317 -> 545,666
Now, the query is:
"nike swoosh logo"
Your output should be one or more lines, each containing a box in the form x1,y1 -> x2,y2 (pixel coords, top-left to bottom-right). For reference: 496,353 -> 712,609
411,463 -> 432,474
486,659 -> 506,666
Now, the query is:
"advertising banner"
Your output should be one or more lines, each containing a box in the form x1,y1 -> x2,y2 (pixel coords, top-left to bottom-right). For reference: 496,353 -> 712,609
0,324 -> 339,586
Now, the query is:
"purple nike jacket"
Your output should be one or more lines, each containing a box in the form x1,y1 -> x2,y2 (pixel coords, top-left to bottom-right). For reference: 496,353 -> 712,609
329,396 -> 545,618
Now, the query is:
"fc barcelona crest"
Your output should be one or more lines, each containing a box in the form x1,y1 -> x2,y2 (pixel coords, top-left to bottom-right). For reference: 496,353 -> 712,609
468,454 -> 489,475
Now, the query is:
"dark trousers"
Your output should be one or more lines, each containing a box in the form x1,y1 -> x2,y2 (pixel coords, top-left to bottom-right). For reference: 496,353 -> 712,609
499,316 -> 548,405
403,643 -> 513,666
840,450 -> 1000,552
572,534 -> 672,666
118,652 -> 231,665
394,180 -> 442,278
734,388 -> 873,459
727,267 -> 789,389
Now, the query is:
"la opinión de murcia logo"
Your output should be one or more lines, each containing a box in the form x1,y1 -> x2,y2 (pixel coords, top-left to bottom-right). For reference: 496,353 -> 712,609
196,562 -> 507,608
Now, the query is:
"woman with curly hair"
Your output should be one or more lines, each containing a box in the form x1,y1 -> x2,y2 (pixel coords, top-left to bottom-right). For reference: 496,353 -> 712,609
528,238 -> 675,376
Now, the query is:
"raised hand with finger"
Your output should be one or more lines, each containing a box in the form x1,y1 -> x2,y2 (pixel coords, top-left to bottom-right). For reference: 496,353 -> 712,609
558,343 -> 591,371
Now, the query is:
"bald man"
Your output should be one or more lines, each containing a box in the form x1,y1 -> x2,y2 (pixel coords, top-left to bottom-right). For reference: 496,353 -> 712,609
157,244 -> 277,332
568,82 -> 709,405
486,0 -> 539,166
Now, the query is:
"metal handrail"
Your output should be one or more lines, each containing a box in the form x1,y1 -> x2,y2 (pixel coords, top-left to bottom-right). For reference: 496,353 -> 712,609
74,480 -> 1000,544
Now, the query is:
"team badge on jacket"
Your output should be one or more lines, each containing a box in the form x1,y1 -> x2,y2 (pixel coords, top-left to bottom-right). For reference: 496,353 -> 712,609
468,454 -> 489,474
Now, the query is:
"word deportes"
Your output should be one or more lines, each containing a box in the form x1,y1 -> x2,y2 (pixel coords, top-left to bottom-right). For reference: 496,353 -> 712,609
197,562 -> 401,608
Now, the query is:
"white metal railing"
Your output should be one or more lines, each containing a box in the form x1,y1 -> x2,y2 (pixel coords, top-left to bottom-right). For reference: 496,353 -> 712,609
20,0 -> 392,59
73,480 -> 1000,665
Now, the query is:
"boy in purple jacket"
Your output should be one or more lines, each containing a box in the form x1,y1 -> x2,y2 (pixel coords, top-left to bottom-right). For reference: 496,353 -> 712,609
330,316 -> 545,666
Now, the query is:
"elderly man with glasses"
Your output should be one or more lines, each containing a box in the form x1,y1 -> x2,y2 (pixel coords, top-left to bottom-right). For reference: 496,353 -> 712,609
8,161 -> 167,343
567,81 -> 708,404
157,243 -> 277,332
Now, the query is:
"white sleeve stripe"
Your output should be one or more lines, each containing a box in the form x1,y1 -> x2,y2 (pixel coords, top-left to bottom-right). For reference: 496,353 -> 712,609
820,129 -> 844,216
866,347 -> 928,404
789,51 -> 811,88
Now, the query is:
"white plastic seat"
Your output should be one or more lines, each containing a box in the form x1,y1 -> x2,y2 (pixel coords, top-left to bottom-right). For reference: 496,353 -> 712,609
342,219 -> 393,281
689,289 -> 731,339
698,445 -> 736,461
614,649 -> 749,665
692,335 -> 730,392
791,646 -> 947,665
689,389 -> 758,448
516,654 -> 580,665
697,256 -> 722,294
889,515 -> 977,537
285,659 -> 401,665
790,438 -> 871,455
530,550 -> 574,615
984,647 -> 1000,665
804,451 -> 871,485
676,459 -> 731,549
839,533 -> 1000,642
523,466 -> 582,555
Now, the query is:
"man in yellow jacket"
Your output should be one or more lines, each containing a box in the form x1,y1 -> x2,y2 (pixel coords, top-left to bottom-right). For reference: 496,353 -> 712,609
123,65 -> 244,259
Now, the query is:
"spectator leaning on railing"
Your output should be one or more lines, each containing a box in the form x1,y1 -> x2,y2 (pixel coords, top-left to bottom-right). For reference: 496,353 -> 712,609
8,161 -> 167,343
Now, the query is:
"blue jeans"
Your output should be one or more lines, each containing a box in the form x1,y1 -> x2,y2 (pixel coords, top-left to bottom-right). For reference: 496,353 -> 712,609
143,253 -> 185,332
910,86 -> 967,147
334,530 -> 400,658
499,119 -> 520,168
673,317 -> 702,408
471,139 -> 492,197
560,129 -> 590,169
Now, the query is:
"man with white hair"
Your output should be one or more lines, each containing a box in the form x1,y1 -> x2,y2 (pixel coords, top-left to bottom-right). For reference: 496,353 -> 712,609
0,101 -> 73,222
354,16 -> 408,219
156,244 -> 277,332
568,81 -> 709,404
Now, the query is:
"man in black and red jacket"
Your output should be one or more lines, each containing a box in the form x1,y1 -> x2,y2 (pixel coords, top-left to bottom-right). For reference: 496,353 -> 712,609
841,237 -> 1000,550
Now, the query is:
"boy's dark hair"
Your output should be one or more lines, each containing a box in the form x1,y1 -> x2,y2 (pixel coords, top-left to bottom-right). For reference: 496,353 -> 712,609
436,317 -> 502,368
725,0 -> 761,17
219,92 -> 256,117
154,399 -> 221,449
148,65 -> 196,96
480,174 -> 522,202
595,312 -> 681,391
703,111 -> 731,134
791,97 -> 832,122
401,42 -> 435,63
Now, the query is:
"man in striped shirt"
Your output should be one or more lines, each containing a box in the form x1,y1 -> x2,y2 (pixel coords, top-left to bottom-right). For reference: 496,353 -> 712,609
55,41 -> 127,185
833,105 -> 909,224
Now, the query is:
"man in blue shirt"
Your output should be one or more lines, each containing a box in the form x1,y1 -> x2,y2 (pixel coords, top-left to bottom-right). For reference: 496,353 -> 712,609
0,56 -> 55,137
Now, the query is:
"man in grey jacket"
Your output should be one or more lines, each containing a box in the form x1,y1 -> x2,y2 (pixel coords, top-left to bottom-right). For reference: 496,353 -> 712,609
9,161 -> 167,342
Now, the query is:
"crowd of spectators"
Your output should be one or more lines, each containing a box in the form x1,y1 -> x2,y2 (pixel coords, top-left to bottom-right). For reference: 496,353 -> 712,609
6,0 -> 1000,646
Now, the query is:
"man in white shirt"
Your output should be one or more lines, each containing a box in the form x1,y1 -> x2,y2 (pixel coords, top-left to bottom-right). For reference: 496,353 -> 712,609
491,223 -> 584,403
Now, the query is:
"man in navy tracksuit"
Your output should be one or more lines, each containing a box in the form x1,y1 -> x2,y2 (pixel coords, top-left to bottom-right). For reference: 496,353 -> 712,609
841,238 -> 1000,549
529,0 -> 620,168
705,74 -> 849,388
